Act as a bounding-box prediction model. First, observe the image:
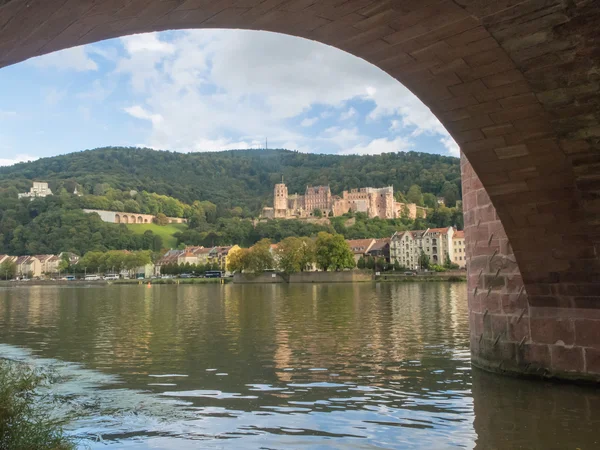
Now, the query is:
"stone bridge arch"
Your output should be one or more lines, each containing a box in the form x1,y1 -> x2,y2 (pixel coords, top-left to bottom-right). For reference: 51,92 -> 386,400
1,0 -> 598,381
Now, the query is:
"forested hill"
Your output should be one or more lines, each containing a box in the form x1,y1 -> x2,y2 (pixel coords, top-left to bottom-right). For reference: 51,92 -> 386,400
0,147 -> 461,212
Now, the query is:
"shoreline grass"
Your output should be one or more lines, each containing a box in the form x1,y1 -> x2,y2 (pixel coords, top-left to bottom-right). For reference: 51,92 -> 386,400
0,360 -> 77,449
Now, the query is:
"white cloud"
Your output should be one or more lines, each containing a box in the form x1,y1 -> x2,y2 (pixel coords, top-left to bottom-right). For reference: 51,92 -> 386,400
121,33 -> 176,54
322,127 -> 362,148
192,138 -> 264,152
441,136 -> 460,157
113,29 -> 439,153
340,107 -> 357,121
29,46 -> 97,71
0,154 -> 38,166
124,105 -> 163,126
301,117 -> 318,127
339,137 -> 413,155
14,29 -> 455,157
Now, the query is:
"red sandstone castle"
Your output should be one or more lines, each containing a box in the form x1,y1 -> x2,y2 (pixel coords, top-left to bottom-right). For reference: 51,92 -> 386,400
261,181 -> 426,220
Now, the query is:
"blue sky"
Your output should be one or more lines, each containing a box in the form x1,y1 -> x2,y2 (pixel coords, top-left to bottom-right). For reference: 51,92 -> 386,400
0,29 -> 458,166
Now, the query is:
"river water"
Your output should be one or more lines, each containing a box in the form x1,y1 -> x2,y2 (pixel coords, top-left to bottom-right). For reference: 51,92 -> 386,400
0,283 -> 598,449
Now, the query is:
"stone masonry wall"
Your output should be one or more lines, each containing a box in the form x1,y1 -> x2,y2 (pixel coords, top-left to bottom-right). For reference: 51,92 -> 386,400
463,154 -> 600,382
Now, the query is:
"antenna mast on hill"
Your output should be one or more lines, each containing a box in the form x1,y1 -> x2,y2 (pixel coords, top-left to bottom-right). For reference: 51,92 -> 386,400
265,137 -> 268,150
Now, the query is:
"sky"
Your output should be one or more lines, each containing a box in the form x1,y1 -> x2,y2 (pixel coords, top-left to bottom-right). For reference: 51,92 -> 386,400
0,29 -> 459,167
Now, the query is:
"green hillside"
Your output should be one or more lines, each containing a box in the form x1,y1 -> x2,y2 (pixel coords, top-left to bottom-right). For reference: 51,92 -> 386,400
0,147 -> 461,213
126,223 -> 187,249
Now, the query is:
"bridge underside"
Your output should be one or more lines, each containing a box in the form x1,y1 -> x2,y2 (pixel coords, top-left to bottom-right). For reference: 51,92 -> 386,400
1,0 -> 599,381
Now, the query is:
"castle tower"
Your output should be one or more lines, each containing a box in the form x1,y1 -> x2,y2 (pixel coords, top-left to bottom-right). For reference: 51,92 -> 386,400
274,181 -> 288,212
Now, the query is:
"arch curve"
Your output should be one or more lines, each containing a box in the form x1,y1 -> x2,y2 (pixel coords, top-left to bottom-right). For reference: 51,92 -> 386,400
2,0 -> 599,381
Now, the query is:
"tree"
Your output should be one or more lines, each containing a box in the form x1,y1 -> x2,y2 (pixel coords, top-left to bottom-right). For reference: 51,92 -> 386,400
227,247 -> 248,273
441,181 -> 459,208
276,236 -> 316,274
406,185 -> 424,206
444,253 -> 459,270
228,239 -> 275,273
313,208 -> 323,218
0,260 -> 17,280
78,251 -> 104,273
124,199 -> 141,213
276,237 -> 302,274
57,253 -> 71,274
375,257 -> 388,272
423,193 -> 438,209
315,232 -> 355,271
418,251 -> 430,270
298,237 -> 316,272
155,213 -> 169,226
245,239 -> 274,273
357,256 -> 366,269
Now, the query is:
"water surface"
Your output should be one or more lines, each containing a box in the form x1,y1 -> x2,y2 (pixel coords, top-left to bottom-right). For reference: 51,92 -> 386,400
0,283 -> 598,449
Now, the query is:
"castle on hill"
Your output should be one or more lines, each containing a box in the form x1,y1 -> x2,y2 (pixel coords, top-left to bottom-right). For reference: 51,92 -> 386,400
261,181 -> 426,220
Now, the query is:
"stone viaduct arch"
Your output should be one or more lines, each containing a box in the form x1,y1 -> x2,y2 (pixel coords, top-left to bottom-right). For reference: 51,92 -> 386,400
1,0 -> 598,382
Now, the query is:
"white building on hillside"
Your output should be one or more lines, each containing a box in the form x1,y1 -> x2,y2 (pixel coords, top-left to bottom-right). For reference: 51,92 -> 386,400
18,182 -> 53,199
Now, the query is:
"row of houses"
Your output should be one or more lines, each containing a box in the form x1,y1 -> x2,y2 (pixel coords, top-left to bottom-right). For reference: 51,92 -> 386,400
0,253 -> 80,278
345,227 -> 466,270
1,228 -> 465,279
155,245 -> 241,274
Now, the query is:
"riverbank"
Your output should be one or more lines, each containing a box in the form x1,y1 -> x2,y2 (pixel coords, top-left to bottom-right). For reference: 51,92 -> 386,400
375,272 -> 466,282
114,278 -> 230,285
233,270 -> 466,284
0,278 -> 231,287
0,271 -> 465,287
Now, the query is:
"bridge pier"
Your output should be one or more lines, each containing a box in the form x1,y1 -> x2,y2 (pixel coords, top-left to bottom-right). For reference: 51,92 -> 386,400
463,155 -> 600,382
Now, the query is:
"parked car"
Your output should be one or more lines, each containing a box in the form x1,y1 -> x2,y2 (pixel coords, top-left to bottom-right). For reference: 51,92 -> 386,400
103,274 -> 119,280
179,273 -> 193,278
84,275 -> 101,281
62,275 -> 76,281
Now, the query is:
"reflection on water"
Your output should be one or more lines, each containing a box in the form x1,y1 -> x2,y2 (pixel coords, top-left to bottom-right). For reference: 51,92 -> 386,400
0,284 -> 598,449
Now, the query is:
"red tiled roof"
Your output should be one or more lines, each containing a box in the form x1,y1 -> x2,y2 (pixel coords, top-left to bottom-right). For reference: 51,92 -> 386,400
428,227 -> 451,233
453,230 -> 465,239
345,239 -> 375,253
369,238 -> 390,251
15,256 -> 30,265
192,247 -> 211,255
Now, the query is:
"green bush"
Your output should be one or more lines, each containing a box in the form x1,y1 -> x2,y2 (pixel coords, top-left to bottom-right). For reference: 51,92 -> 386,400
430,264 -> 447,272
0,360 -> 76,450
